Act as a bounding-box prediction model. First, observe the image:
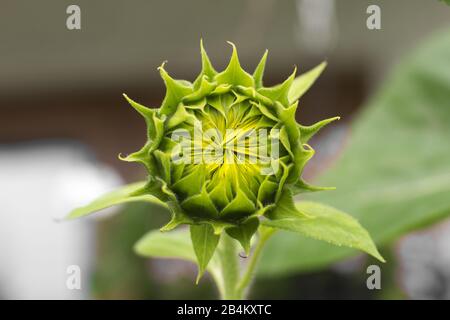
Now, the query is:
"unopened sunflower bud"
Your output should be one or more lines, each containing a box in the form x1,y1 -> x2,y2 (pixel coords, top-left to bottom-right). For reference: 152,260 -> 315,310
121,41 -> 338,253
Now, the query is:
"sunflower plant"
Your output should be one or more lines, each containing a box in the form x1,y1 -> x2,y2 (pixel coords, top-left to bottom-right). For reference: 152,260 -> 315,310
68,41 -> 384,299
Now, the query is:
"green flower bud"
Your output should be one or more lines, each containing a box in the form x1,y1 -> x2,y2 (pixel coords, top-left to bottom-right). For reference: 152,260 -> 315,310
121,41 -> 338,252
67,41 -> 388,283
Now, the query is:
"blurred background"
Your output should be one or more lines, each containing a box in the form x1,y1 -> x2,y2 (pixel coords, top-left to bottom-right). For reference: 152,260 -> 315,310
1,0 -> 450,299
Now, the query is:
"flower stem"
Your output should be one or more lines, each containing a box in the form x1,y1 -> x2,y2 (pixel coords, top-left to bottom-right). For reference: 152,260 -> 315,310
234,226 -> 276,299
217,233 -> 240,299
214,227 -> 276,299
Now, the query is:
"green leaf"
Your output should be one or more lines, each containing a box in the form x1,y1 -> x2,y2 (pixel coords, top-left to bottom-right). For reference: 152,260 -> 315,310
288,61 -> 327,103
225,217 -> 260,255
135,228 -> 196,262
67,181 -> 166,219
263,201 -> 384,262
190,224 -> 221,283
260,29 -> 450,276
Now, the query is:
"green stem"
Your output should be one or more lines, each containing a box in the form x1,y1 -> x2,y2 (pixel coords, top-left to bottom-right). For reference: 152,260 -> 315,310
235,227 -> 276,299
217,233 -> 240,299
214,227 -> 276,299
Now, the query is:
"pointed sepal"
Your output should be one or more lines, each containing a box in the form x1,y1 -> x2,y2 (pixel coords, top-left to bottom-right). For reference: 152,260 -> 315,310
288,61 -> 327,104
184,76 -> 216,103
299,116 -> 340,143
118,143 -> 152,171
166,104 -> 197,129
193,39 -> 218,88
253,49 -> 268,88
266,189 -> 311,220
211,222 -> 231,235
225,217 -> 260,255
123,94 -> 160,140
190,224 -> 220,283
160,201 -> 193,231
290,179 -> 336,195
258,67 -> 297,106
216,42 -> 255,88
160,215 -> 188,231
123,94 -> 154,119
158,62 -> 193,115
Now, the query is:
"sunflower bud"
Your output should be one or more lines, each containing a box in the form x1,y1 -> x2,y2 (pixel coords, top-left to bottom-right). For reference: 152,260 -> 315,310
121,41 -> 338,258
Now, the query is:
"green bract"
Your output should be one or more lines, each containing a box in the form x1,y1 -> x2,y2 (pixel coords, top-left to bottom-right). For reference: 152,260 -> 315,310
68,41 -> 383,282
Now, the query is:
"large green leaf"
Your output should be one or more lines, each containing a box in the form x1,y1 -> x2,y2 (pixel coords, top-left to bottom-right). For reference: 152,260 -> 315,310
67,181 -> 165,219
263,201 -> 384,262
134,228 -> 196,262
260,28 -> 450,276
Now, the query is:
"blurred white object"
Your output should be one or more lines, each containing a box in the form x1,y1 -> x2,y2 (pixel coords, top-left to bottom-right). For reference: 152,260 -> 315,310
0,142 -> 122,299
294,0 -> 338,54
397,220 -> 450,299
